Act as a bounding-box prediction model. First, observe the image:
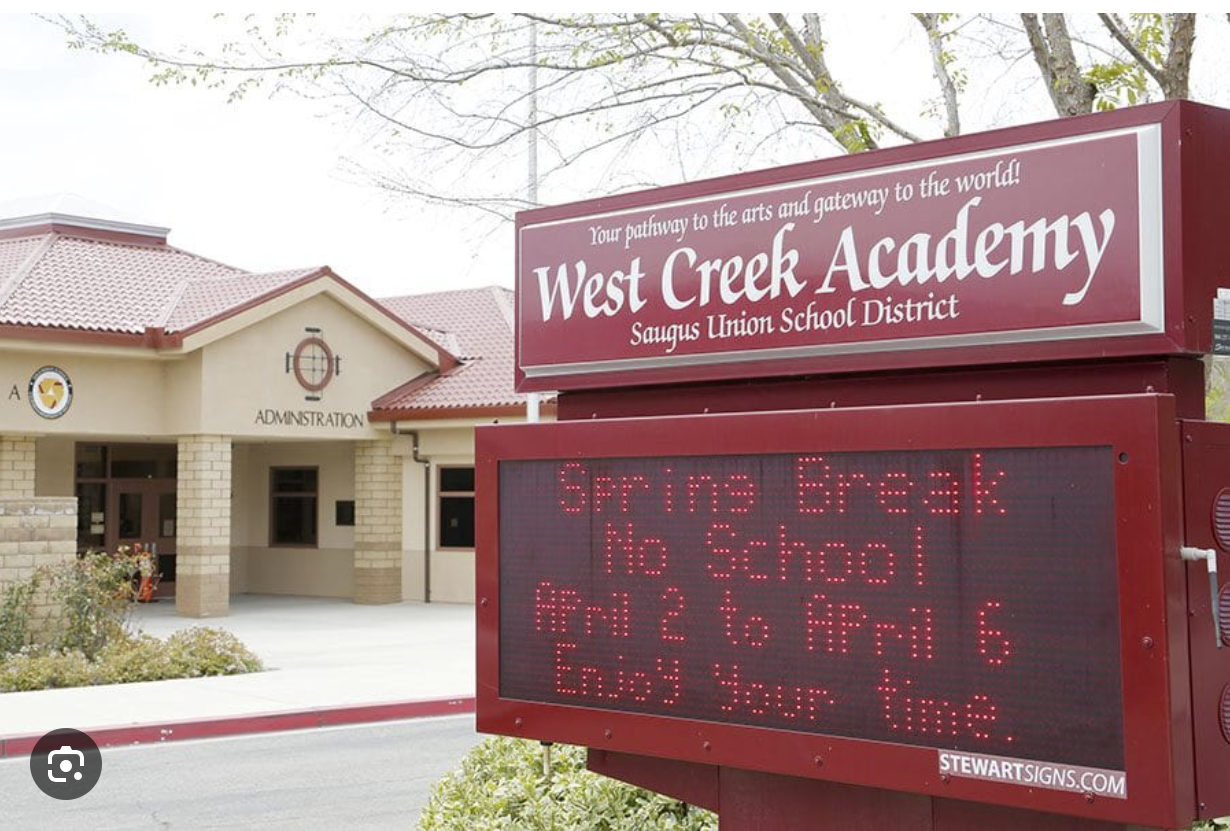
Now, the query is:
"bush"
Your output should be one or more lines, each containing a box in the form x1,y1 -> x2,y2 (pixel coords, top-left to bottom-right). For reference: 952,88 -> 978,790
0,648 -> 94,692
0,628 -> 263,692
164,627 -> 264,677
93,633 -> 178,685
0,551 -> 135,661
0,578 -> 37,657
419,736 -> 717,830
0,549 -> 263,691
46,552 -> 135,658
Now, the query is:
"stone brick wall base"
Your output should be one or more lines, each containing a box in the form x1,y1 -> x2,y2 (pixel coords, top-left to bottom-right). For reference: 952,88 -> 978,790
0,497 -> 76,586
175,571 -> 230,619
0,497 -> 78,642
354,563 -> 402,605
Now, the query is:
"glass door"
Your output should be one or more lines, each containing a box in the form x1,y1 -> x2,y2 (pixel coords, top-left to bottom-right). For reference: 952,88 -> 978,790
107,481 -> 177,596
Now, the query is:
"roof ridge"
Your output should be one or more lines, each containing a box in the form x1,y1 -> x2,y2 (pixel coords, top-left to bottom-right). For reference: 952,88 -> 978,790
153,278 -> 191,329
0,232 -> 57,313
160,267 -> 316,330
162,242 -> 248,275
488,285 -> 515,332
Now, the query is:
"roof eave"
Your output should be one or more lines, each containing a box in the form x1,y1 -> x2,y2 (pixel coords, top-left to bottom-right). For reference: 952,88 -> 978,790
0,322 -> 182,349
368,401 -> 558,423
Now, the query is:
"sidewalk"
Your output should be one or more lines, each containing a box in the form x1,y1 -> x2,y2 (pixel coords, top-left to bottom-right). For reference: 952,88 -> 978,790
0,595 -> 475,749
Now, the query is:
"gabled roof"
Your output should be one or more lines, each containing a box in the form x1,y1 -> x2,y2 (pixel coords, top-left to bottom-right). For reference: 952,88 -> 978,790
373,286 -> 553,419
0,223 -> 454,371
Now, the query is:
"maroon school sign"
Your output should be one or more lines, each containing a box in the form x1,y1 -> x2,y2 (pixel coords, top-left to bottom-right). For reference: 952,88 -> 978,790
516,109 -> 1185,391
490,104 -> 1230,829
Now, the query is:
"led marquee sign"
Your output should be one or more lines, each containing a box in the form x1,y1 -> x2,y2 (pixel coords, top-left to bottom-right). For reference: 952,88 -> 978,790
477,395 -> 1186,826
499,446 -> 1122,771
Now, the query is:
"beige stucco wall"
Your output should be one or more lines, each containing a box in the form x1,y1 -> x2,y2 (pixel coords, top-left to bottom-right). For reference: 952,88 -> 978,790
0,352 -> 168,436
164,351 -> 204,435
34,436 -> 74,497
232,440 -> 356,599
198,293 -> 430,441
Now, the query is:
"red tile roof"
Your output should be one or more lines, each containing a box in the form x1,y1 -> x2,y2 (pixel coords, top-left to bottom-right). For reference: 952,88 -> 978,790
162,268 -> 321,333
0,217 -> 528,418
0,229 -> 281,334
375,286 -> 551,417
0,228 -> 443,363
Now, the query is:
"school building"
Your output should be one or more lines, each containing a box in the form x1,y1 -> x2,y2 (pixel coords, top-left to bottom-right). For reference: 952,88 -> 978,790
0,195 -> 551,616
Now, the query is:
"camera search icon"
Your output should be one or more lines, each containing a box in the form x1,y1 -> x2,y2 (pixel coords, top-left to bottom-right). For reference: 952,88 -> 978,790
30,728 -> 101,800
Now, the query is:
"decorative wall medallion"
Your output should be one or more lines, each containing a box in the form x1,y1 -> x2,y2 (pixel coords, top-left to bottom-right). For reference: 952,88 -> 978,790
28,366 -> 72,419
285,328 -> 341,401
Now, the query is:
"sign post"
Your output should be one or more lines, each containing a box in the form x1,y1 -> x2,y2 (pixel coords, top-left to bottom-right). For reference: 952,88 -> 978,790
481,101 -> 1230,830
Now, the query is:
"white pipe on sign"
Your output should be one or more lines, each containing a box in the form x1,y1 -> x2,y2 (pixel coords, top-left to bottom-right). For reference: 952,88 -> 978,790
1181,546 -> 1222,649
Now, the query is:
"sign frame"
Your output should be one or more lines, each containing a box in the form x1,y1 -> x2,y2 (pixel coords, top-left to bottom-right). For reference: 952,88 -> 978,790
476,394 -> 1192,827
514,102 -> 1227,393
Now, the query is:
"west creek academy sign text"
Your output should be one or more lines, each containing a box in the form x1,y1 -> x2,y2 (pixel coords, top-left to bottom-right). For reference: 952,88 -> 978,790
516,125 -> 1163,389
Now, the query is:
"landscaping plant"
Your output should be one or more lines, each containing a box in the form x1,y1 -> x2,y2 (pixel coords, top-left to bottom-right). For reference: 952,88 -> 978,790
419,736 -> 716,830
0,551 -> 262,692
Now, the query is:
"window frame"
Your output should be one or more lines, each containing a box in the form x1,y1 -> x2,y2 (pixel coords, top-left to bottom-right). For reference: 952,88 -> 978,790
437,465 -> 476,550
269,466 -> 319,548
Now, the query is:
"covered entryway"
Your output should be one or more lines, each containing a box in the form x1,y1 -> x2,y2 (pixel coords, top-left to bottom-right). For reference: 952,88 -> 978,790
74,442 -> 178,595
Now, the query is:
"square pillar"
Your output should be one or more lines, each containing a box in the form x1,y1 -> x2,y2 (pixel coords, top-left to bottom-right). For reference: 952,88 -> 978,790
354,438 -> 403,604
176,435 -> 232,618
0,436 -> 36,498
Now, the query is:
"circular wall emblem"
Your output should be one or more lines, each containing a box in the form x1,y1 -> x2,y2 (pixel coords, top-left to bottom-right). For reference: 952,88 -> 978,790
291,336 -> 335,392
28,366 -> 72,419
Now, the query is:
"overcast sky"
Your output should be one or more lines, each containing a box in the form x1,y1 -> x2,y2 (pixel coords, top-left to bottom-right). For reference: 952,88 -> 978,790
4,14 -> 1229,301
0,13 -> 509,299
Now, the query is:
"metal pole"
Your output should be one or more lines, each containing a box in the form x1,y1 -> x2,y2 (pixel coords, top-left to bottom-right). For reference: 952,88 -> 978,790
527,19 -> 538,207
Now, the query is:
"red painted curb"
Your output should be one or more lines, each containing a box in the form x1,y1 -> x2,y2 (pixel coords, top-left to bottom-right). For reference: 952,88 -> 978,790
0,696 -> 475,758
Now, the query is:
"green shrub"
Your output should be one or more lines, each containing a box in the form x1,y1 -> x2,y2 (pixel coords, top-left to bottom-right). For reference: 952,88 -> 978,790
0,649 -> 94,692
0,551 -> 136,661
419,736 -> 716,830
164,627 -> 263,677
47,551 -> 136,659
0,627 -> 262,692
0,577 -> 38,657
93,633 -> 178,685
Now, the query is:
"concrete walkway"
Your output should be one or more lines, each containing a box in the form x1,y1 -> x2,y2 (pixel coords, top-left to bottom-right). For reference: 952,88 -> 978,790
0,595 -> 475,740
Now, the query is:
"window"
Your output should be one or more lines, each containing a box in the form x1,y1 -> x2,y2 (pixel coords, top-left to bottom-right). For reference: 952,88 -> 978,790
271,468 -> 318,546
439,466 -> 475,549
